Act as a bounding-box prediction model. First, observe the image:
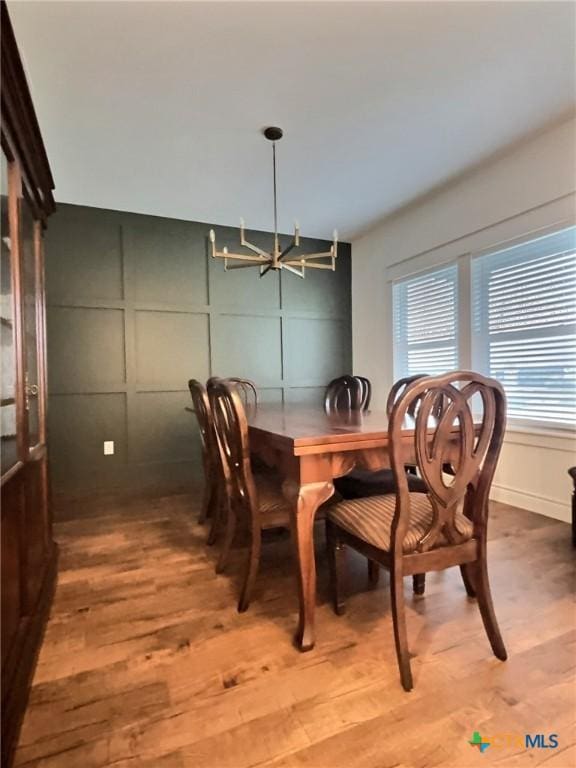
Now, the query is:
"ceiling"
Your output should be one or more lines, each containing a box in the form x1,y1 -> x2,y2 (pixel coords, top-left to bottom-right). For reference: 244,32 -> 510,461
8,1 -> 576,240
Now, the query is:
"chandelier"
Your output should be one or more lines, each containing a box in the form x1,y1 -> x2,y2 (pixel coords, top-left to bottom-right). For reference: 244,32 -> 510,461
209,127 -> 338,279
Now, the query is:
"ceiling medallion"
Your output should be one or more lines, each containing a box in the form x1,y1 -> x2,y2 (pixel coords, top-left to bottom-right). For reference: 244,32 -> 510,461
209,127 -> 338,279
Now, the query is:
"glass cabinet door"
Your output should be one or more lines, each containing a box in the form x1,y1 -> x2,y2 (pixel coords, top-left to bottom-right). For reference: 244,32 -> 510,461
1,151 -> 18,472
20,197 -> 41,449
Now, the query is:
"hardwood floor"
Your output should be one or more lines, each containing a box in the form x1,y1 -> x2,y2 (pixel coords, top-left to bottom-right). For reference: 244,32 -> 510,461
13,494 -> 576,768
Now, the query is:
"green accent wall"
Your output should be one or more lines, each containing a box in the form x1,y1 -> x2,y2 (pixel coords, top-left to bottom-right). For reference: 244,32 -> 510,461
45,204 -> 352,496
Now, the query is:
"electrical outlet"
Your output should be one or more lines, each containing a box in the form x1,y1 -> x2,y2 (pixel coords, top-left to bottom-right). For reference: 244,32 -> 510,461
103,440 -> 115,456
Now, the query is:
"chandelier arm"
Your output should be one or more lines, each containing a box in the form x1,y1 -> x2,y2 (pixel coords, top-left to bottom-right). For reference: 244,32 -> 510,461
281,263 -> 305,278
240,237 -> 270,259
293,250 -> 334,261
224,261 -> 273,270
213,251 -> 268,263
278,239 -> 297,261
259,264 -> 273,279
283,260 -> 335,271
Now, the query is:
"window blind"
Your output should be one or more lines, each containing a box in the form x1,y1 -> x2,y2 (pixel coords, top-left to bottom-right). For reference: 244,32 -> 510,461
393,264 -> 458,378
472,226 -> 576,428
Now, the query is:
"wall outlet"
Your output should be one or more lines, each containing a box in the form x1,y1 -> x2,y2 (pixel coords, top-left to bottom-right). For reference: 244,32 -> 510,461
103,440 -> 115,456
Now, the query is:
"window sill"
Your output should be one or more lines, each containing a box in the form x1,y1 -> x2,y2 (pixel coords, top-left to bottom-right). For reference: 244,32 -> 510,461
506,424 -> 576,439
503,424 -> 576,452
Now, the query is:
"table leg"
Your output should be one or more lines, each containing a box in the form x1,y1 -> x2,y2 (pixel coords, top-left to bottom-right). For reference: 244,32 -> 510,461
284,480 -> 334,651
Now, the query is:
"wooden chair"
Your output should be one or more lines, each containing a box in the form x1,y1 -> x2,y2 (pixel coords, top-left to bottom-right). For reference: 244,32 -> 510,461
228,377 -> 258,409
568,467 -> 576,547
356,376 -> 372,410
207,377 -> 293,611
325,375 -> 371,413
329,374 -> 430,593
188,379 -> 222,531
333,375 -> 429,502
326,371 -> 508,691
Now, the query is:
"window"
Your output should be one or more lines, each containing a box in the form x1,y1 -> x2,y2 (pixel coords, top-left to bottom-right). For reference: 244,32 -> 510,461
472,226 -> 576,429
393,263 -> 458,378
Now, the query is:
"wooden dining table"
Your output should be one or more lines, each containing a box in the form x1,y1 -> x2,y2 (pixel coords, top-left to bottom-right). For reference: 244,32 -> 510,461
247,402 -> 421,652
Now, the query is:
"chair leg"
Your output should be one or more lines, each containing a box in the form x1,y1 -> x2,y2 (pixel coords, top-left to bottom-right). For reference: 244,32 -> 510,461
215,499 -> 236,574
460,563 -> 476,598
472,558 -> 507,661
390,567 -> 413,692
199,475 -> 217,524
412,573 -> 426,596
326,520 -> 347,615
206,487 -> 223,546
238,515 -> 262,613
368,559 -> 380,586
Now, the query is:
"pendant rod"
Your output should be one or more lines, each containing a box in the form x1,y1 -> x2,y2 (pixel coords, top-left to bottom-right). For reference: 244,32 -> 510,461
272,140 -> 279,253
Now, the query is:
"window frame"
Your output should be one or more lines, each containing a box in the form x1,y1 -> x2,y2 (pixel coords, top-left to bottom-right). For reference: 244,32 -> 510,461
390,221 -> 576,435
392,260 -> 462,380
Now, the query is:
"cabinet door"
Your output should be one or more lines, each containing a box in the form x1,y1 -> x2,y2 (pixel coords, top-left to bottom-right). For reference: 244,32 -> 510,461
1,149 -> 24,669
1,143 -> 19,472
20,194 -> 50,611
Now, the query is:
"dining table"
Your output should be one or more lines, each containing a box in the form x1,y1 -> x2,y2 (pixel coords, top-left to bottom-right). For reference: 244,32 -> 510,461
247,402 -> 426,652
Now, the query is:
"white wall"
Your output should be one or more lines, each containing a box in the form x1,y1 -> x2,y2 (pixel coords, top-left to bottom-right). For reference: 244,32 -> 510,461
352,116 -> 576,522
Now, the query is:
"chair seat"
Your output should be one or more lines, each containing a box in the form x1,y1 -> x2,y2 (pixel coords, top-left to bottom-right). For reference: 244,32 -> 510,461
255,473 -> 338,528
334,468 -> 427,499
255,473 -> 292,528
327,493 -> 474,553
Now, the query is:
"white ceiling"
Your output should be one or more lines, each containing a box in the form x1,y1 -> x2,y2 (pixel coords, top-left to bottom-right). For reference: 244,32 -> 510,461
8,0 -> 576,240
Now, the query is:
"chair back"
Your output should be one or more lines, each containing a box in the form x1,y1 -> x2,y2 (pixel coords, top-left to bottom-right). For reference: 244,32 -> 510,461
207,377 -> 258,511
356,377 -> 372,410
386,374 -> 429,417
325,375 -> 371,413
228,377 -> 258,408
388,371 -> 506,553
188,379 -> 220,476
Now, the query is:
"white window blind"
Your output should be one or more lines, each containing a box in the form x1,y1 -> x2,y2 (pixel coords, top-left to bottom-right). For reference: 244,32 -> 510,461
393,264 -> 459,378
472,226 -> 576,428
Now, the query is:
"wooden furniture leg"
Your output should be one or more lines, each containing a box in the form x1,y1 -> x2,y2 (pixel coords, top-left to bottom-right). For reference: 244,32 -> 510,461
390,565 -> 413,691
460,563 -> 476,597
286,480 -> 334,651
215,498 -> 236,574
472,557 -> 507,661
326,520 -> 347,615
367,559 -> 380,586
199,473 -> 218,524
238,509 -> 262,613
206,484 -> 223,546
412,573 -> 425,595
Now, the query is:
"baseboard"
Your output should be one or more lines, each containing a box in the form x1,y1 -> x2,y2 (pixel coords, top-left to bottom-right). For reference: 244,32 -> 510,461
51,460 -> 202,513
52,481 -> 203,522
490,483 -> 571,523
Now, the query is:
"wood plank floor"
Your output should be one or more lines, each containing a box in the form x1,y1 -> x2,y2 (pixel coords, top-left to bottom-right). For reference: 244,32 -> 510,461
14,494 -> 576,768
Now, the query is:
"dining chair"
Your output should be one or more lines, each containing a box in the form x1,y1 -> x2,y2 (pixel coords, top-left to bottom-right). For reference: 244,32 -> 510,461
325,375 -> 371,413
325,371 -> 507,691
333,375 -> 429,501
328,374 -> 430,593
188,379 -> 222,530
228,377 -> 258,409
207,377 -> 293,611
568,467 -> 576,547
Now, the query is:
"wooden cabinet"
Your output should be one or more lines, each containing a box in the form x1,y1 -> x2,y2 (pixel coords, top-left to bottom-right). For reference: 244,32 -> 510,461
1,3 -> 57,765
